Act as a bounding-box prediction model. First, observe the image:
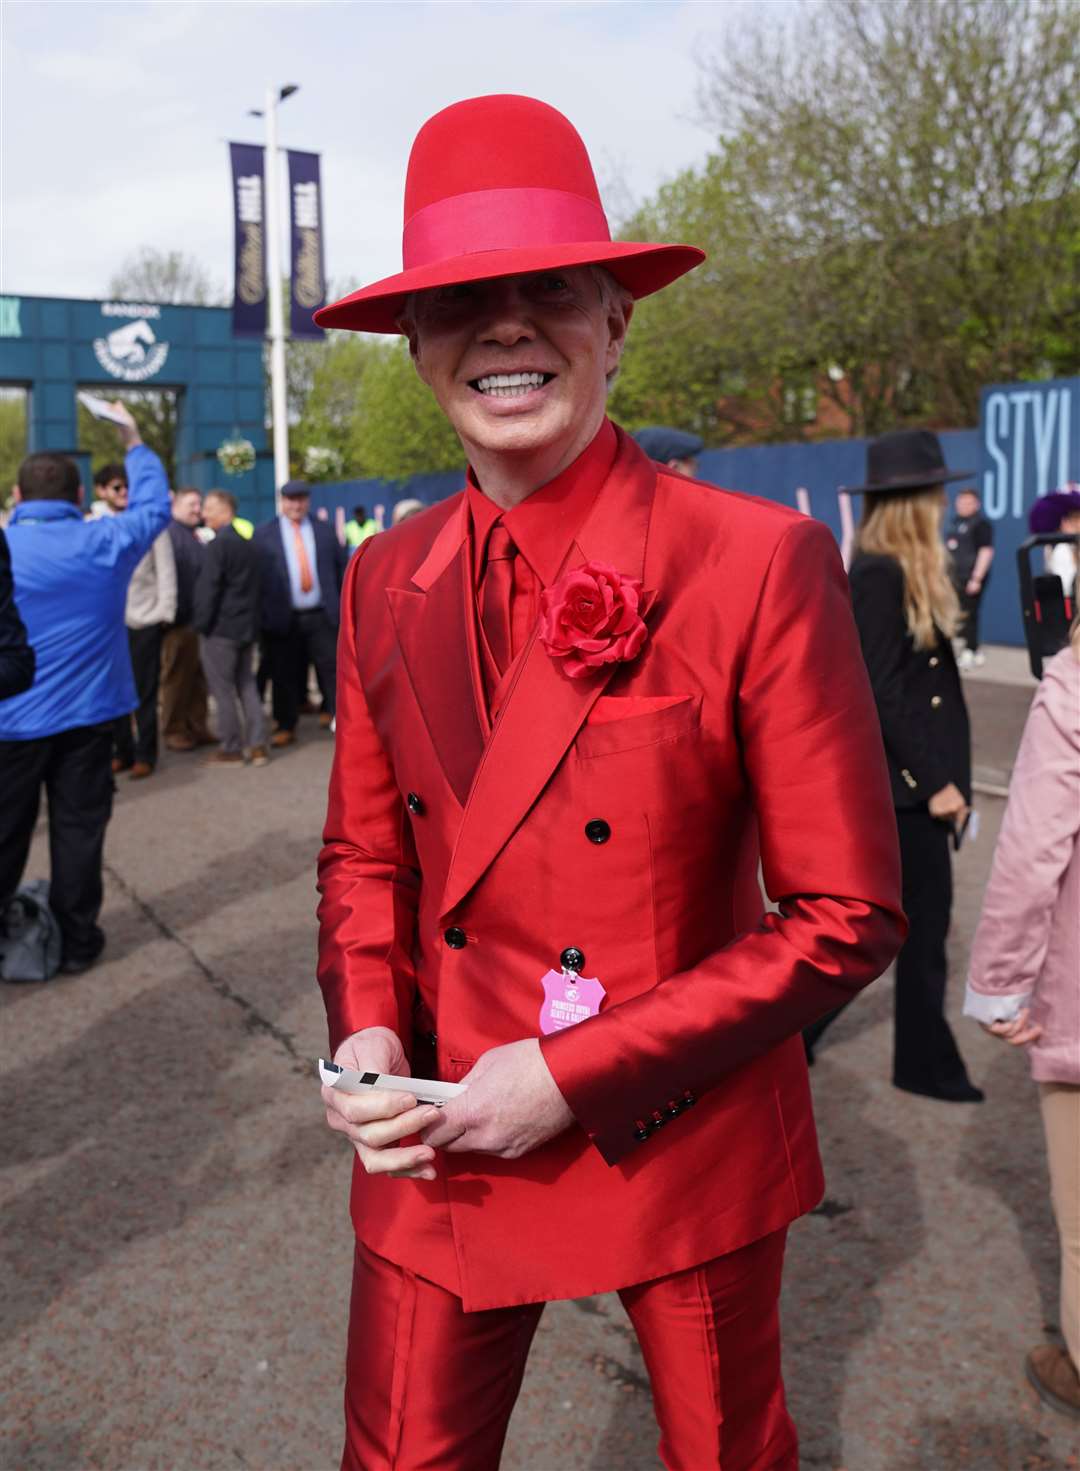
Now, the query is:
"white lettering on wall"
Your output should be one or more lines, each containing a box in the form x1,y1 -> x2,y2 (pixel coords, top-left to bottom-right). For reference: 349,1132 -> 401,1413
983,392 -> 1010,518
982,383 -> 1077,520
1010,391 -> 1032,519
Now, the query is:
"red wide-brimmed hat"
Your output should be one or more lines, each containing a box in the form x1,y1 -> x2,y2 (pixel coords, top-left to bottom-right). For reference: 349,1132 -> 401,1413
315,94 -> 705,335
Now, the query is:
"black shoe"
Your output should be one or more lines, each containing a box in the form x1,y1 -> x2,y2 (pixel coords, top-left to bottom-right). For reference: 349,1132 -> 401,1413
893,1076 -> 984,1103
59,954 -> 99,976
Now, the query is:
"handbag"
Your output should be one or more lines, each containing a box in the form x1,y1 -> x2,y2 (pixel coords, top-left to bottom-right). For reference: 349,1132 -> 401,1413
0,879 -> 63,982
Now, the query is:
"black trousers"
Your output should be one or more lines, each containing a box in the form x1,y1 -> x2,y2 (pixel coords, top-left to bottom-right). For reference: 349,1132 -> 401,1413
266,609 -> 337,733
804,807 -> 974,1091
114,623 -> 164,767
892,806 -> 973,1090
957,584 -> 985,652
0,722 -> 114,964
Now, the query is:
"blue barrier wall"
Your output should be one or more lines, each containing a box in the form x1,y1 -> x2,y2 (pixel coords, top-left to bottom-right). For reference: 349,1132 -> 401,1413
303,376 -> 1080,653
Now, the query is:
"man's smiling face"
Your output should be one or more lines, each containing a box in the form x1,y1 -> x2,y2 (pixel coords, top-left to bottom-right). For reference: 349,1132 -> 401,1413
404,268 -> 631,471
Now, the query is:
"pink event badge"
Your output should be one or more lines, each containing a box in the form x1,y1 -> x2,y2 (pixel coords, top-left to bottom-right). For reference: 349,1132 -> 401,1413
539,969 -> 607,1035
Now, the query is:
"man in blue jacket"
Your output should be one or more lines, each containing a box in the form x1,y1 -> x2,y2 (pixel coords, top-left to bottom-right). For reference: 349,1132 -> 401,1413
0,527 -> 35,700
254,479 -> 347,748
0,403 -> 171,975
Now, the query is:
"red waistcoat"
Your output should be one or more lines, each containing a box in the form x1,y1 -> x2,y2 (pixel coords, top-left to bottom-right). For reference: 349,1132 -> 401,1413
317,426 -> 905,1311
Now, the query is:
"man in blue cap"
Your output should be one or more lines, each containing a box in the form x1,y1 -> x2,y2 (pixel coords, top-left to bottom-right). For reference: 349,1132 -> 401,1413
633,426 -> 704,478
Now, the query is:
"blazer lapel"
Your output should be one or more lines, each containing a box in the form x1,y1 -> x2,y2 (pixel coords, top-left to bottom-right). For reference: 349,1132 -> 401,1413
441,429 -> 657,917
387,500 -> 486,808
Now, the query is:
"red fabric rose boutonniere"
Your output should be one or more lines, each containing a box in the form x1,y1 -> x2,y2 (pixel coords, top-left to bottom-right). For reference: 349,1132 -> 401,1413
539,561 -> 650,680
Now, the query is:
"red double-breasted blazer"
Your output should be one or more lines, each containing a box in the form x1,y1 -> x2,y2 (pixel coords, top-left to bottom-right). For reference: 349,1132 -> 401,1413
317,424 -> 905,1311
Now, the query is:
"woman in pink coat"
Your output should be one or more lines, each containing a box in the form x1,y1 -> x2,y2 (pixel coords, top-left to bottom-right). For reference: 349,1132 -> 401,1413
964,630 -> 1080,1420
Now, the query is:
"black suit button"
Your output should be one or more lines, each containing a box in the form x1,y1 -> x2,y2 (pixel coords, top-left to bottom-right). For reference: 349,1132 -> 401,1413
560,947 -> 586,973
665,1099 -> 681,1119
407,792 -> 424,815
651,1109 -> 666,1129
682,1089 -> 696,1108
444,927 -> 467,950
633,1120 -> 650,1142
584,819 -> 611,845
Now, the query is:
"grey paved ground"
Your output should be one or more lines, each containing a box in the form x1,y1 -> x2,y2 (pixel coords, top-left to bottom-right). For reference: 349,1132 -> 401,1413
2,651 -> 1077,1471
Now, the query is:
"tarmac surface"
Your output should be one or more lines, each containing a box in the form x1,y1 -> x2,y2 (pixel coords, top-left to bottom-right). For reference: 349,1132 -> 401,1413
2,647 -> 1077,1471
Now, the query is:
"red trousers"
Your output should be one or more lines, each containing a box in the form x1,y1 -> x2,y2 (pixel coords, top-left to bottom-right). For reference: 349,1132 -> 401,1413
342,1229 -> 797,1471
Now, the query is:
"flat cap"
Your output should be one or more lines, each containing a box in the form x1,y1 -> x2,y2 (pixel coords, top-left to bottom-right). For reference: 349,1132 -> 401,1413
633,427 -> 704,464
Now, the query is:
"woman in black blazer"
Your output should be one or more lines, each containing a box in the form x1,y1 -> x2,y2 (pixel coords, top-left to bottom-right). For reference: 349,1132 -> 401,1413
806,431 -> 983,1102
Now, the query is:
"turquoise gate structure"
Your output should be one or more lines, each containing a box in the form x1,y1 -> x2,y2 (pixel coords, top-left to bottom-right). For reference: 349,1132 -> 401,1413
0,293 -> 276,521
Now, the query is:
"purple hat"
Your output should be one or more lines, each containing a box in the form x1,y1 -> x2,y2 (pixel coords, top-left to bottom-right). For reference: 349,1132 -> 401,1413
1028,487 -> 1080,534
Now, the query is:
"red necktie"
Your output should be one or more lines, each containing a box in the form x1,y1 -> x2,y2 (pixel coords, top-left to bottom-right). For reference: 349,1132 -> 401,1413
480,524 -> 517,681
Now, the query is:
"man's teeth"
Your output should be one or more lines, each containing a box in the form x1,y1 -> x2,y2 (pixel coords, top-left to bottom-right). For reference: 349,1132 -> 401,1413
475,372 -> 548,397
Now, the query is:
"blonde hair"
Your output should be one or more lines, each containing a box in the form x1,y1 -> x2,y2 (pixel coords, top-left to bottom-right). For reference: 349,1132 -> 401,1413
857,490 -> 961,650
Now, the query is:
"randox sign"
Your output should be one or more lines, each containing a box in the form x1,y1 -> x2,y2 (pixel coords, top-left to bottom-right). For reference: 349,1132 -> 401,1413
92,302 -> 170,383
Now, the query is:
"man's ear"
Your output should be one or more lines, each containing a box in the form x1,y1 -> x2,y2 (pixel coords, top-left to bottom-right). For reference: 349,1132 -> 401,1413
604,299 -> 633,377
402,324 -> 431,386
77,484 -> 85,508
11,484 -> 22,505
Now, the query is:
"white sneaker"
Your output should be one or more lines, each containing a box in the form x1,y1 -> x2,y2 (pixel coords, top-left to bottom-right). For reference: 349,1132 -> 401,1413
957,649 -> 975,671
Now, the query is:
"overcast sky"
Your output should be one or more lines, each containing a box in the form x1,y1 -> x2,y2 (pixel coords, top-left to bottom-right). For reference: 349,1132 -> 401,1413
0,0 -> 783,306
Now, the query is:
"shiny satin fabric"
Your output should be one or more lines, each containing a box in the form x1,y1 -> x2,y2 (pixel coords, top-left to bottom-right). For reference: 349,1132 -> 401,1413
342,1234 -> 796,1471
317,424 -> 905,1311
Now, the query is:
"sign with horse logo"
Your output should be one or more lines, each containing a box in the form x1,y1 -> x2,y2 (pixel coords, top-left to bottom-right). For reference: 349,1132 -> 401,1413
92,305 -> 170,382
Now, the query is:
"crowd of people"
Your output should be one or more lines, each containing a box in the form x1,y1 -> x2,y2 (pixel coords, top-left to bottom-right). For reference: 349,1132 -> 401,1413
96,467 -> 352,776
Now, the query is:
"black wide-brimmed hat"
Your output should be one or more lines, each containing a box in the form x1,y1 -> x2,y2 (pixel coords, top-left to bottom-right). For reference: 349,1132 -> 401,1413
842,429 -> 973,496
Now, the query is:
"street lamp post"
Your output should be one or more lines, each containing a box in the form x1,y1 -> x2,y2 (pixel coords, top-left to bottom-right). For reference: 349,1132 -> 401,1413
250,83 -> 298,509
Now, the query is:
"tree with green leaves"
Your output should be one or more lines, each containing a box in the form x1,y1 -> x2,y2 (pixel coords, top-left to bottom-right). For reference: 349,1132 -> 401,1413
615,0 -> 1079,442
291,335 -> 463,481
0,391 -> 28,509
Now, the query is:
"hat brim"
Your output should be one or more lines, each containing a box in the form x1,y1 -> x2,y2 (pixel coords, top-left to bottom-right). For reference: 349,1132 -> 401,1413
314,241 -> 705,334
841,466 -> 974,495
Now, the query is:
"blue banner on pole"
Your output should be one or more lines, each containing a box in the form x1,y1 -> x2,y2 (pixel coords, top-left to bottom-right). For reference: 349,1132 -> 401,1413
288,150 -> 326,338
229,142 -> 267,338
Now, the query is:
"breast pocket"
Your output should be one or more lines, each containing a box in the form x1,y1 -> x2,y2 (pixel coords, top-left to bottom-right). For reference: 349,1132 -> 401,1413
575,693 -> 701,759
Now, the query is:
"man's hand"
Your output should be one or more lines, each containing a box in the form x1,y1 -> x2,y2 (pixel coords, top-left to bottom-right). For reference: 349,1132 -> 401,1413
981,1007 -> 1043,1047
420,1038 -> 575,1159
109,400 -> 142,451
321,1026 -> 442,1181
965,577 -> 982,597
928,781 -> 968,824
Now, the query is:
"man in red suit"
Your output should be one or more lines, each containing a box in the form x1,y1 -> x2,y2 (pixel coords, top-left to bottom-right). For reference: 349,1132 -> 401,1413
316,95 -> 905,1471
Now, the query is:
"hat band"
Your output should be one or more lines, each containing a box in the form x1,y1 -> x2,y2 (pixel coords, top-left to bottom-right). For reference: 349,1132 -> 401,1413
403,187 -> 611,270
